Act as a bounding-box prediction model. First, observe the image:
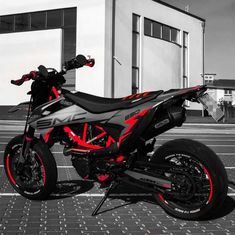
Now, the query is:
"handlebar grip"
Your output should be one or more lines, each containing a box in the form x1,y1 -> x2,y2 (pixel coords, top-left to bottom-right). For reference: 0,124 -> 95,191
85,59 -> 95,67
11,71 -> 38,86
11,79 -> 24,86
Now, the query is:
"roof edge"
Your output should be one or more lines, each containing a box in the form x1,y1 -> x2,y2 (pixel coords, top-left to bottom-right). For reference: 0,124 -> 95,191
152,0 -> 206,22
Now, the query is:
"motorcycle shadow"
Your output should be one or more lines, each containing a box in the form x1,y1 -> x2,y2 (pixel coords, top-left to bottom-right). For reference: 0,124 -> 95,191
47,180 -> 235,220
48,180 -> 94,200
98,182 -> 235,220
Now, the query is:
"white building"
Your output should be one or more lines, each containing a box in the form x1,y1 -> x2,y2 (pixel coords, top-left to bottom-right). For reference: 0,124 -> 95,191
0,0 -> 205,113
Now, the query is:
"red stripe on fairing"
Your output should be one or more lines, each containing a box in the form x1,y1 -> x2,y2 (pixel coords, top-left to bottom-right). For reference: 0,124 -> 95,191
37,156 -> 46,186
6,155 -> 16,186
119,108 -> 151,144
44,128 -> 53,143
203,167 -> 214,204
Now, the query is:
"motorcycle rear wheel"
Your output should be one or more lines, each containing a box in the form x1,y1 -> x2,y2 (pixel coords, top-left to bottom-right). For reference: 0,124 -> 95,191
4,135 -> 57,200
151,138 -> 228,220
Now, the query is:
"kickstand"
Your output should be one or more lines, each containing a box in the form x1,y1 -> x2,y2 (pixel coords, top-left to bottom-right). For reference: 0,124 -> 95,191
92,181 -> 119,216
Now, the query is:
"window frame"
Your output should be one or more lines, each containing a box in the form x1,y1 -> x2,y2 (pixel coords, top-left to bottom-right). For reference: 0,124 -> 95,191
144,17 -> 181,46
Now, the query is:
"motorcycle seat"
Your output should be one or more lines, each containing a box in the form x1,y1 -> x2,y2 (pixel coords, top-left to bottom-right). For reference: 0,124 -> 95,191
64,90 -> 163,113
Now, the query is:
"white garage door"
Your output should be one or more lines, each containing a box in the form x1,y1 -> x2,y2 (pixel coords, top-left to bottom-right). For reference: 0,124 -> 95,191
0,29 -> 62,105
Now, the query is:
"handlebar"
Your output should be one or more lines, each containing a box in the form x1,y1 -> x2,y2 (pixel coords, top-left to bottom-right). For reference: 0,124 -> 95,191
11,54 -> 95,86
11,71 -> 38,86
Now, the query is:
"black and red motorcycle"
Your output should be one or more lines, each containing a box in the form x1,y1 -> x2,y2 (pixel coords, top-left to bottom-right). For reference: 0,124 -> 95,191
4,55 -> 228,219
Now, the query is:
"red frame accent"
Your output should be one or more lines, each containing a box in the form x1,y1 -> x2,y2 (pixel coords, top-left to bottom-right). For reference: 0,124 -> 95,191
25,136 -> 33,141
49,86 -> 60,101
83,123 -> 88,141
97,174 -> 110,182
63,126 -> 102,150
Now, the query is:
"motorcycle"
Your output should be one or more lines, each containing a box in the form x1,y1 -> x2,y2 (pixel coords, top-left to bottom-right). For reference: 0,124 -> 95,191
4,54 -> 228,220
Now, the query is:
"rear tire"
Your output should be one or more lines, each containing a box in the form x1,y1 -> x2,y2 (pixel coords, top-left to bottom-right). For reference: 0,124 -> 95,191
4,135 -> 57,200
151,139 -> 228,220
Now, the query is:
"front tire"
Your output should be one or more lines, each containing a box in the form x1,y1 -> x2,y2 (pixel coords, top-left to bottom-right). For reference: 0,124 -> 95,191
152,139 -> 228,220
4,135 -> 58,200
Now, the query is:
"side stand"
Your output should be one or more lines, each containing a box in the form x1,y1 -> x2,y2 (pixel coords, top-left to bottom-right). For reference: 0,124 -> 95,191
92,181 -> 119,216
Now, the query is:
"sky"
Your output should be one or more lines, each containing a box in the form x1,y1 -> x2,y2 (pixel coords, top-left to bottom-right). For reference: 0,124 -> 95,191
162,0 -> 235,79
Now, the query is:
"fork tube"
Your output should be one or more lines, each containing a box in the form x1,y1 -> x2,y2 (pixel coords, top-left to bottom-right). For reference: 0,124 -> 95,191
20,96 -> 34,161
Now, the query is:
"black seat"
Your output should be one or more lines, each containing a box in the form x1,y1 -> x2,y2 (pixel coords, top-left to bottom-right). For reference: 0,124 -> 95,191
63,90 -> 163,114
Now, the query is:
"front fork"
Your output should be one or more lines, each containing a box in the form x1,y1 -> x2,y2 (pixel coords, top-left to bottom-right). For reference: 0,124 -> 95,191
18,96 -> 35,164
18,126 -> 35,164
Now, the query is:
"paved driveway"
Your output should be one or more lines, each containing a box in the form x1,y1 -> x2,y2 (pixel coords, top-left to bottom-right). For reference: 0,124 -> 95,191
0,122 -> 234,235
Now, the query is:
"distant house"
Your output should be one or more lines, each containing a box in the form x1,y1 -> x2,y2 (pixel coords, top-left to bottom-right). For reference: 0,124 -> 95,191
204,73 -> 235,105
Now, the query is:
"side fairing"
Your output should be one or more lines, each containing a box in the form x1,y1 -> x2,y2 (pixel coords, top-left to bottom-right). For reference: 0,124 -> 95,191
29,98 -> 118,130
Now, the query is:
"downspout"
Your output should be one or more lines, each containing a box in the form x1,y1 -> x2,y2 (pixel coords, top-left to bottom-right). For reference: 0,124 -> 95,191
111,0 -> 116,98
202,21 -> 206,117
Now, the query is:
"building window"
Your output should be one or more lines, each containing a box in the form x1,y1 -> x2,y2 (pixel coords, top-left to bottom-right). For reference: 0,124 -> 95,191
144,18 -> 151,37
225,90 -> 232,95
132,14 -> 140,94
153,22 -> 161,38
162,25 -> 170,41
183,32 -> 189,88
0,15 -> 14,33
144,18 -> 180,45
0,8 -> 77,90
171,28 -> 179,43
15,14 -> 30,31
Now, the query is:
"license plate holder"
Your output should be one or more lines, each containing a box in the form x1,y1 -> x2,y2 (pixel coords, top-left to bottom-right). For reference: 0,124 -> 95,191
198,93 -> 224,122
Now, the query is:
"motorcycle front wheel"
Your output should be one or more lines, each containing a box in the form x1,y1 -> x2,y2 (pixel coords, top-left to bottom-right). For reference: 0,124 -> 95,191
4,135 -> 57,200
151,139 -> 228,220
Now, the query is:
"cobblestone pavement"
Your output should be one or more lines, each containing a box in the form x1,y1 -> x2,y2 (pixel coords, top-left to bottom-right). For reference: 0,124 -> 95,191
0,123 -> 234,235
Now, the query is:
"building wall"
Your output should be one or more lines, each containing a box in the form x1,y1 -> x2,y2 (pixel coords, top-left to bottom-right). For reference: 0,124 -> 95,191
0,0 -> 204,111
0,0 -> 108,103
142,37 -> 181,91
114,0 -> 204,110
0,29 -> 62,105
